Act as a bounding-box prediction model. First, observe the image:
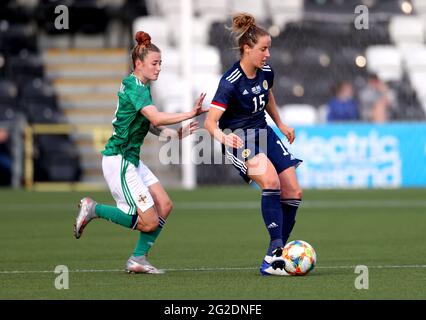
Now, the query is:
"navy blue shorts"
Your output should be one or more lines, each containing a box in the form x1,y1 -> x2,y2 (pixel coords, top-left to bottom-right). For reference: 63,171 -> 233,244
222,126 -> 302,183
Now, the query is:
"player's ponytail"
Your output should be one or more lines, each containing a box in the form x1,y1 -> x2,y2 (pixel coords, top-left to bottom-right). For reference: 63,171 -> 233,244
131,31 -> 161,69
230,13 -> 269,56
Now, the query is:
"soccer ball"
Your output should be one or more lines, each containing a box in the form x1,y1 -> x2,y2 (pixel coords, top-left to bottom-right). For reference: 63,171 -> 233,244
282,240 -> 317,276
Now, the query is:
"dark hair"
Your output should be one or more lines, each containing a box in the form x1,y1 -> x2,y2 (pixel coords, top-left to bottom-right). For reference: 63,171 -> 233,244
229,13 -> 270,56
331,80 -> 352,96
367,72 -> 379,81
131,31 -> 161,69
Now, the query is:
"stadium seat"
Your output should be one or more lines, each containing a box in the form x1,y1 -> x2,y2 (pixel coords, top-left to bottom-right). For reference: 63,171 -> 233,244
317,104 -> 328,123
192,73 -> 221,106
132,16 -> 170,47
156,0 -> 182,17
35,135 -> 81,181
219,48 -> 239,72
36,0 -> 76,35
230,0 -> 268,22
170,18 -> 211,46
24,102 -> 62,123
208,20 -> 233,51
268,0 -> 303,28
365,45 -> 402,81
120,0 -> 148,23
351,21 -> 391,48
398,43 -> 426,72
193,45 -> 222,74
278,104 -> 318,126
7,52 -> 44,80
151,73 -> 185,112
412,0 -> 426,16
0,79 -> 18,105
408,71 -> 426,112
389,15 -> 424,44
150,72 -> 180,103
158,47 -> 180,74
0,22 -> 38,54
195,0 -> 230,23
20,78 -> 58,114
0,103 -> 16,121
0,1 -> 34,24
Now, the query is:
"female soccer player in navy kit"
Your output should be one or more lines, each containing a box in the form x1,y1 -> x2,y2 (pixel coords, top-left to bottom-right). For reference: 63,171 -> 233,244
205,13 -> 303,276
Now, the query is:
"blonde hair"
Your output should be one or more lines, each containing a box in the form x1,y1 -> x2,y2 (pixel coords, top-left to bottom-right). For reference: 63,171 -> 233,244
131,31 -> 161,69
230,13 -> 269,56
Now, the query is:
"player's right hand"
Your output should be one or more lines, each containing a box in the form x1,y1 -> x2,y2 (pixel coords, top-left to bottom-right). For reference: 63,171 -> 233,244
223,133 -> 244,149
192,93 -> 208,117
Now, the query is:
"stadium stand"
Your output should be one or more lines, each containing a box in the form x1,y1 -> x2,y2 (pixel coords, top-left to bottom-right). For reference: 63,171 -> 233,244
1,0 -> 425,187
0,0 -> 82,184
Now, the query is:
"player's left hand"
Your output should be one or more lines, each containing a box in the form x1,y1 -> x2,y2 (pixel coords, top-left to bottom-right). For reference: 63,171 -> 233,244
178,121 -> 199,139
280,125 -> 295,144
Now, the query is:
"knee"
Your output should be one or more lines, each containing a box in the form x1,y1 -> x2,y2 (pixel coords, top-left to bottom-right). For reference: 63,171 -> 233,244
163,199 -> 173,216
262,177 -> 280,190
142,218 -> 159,233
282,186 -> 303,199
137,211 -> 160,233
295,188 -> 303,199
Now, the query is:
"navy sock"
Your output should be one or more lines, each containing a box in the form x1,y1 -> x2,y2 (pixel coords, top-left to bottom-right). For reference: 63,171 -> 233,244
261,189 -> 283,256
281,199 -> 301,245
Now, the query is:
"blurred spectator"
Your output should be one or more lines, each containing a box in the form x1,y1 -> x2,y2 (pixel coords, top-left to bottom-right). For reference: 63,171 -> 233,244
0,127 -> 11,185
359,73 -> 395,123
326,81 -> 360,122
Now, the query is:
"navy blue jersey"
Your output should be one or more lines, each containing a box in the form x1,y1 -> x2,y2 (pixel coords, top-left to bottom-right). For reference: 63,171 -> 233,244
211,61 -> 274,130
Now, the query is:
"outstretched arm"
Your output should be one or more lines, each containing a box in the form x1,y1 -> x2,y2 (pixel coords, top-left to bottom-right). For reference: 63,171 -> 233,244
149,121 -> 200,139
141,93 -> 207,127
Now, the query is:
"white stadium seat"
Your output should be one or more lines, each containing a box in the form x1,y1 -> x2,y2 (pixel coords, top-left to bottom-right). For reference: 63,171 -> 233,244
156,0 -> 182,17
366,45 -> 403,81
132,16 -> 170,47
408,71 -> 426,112
398,43 -> 426,72
193,73 -> 221,106
158,47 -> 180,74
193,45 -> 222,74
267,0 -> 304,27
412,0 -> 426,16
389,15 -> 425,44
169,18 -> 211,46
275,104 -> 318,126
231,0 -> 268,22
195,0 -> 231,22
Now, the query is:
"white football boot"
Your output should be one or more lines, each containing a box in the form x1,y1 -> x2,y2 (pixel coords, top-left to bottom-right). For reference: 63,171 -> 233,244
260,248 -> 289,276
73,197 -> 97,239
125,255 -> 165,274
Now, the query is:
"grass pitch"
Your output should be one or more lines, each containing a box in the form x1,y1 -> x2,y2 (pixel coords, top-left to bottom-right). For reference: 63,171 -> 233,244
0,187 -> 425,300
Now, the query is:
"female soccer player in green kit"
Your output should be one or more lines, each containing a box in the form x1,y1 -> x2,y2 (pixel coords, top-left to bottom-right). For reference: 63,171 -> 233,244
73,31 -> 207,274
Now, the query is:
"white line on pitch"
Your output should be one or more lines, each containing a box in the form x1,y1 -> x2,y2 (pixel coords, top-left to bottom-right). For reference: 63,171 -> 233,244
1,200 -> 426,210
1,265 -> 425,274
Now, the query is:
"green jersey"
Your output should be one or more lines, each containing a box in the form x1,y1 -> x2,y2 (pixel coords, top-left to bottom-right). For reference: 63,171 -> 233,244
102,73 -> 153,166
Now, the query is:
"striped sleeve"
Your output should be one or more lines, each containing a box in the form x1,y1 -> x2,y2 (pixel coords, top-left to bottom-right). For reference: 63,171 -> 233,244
211,78 -> 234,112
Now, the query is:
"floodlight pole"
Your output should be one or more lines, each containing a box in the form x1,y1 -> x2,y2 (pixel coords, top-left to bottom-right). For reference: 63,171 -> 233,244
181,0 -> 196,189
